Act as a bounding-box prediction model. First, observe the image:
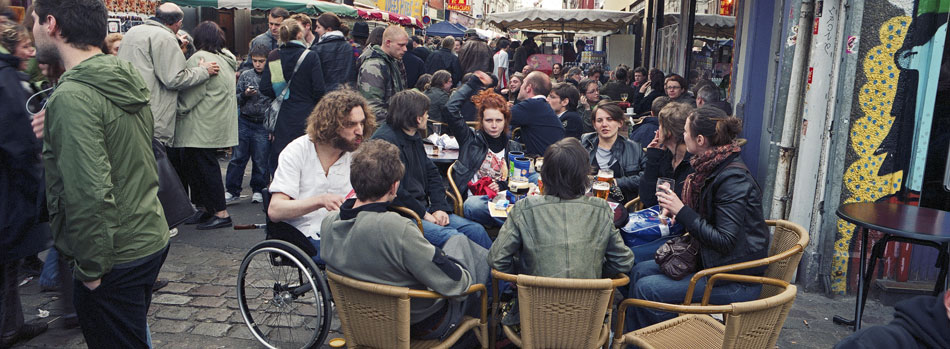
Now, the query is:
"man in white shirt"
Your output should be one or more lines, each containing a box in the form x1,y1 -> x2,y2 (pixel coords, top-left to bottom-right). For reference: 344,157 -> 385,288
267,90 -> 376,264
493,39 -> 510,89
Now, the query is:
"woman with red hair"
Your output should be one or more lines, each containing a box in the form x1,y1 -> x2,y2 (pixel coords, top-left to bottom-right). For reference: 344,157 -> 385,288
445,71 -> 524,228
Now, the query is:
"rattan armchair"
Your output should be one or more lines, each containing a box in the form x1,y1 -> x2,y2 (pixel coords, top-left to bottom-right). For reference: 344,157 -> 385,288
326,270 -> 489,349
612,275 -> 797,349
624,197 -> 642,211
678,219 -> 809,304
390,206 -> 424,232
447,162 -> 465,217
489,270 -> 629,349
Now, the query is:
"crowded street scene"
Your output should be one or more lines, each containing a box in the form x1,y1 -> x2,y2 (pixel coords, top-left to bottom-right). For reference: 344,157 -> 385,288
1,0 -> 949,347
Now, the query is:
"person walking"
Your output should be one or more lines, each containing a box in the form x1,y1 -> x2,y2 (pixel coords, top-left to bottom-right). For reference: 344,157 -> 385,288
32,0 -> 170,345
425,36 -> 461,87
357,25 -> 407,122
238,7 -> 289,72
174,21 -> 238,230
311,12 -> 354,91
0,21 -> 50,348
261,18 -> 327,176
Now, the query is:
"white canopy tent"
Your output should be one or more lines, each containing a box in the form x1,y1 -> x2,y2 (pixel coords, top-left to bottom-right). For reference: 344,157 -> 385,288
486,8 -> 638,35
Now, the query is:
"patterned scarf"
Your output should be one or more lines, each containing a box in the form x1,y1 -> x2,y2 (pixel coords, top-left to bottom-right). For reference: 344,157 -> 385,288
682,142 -> 742,210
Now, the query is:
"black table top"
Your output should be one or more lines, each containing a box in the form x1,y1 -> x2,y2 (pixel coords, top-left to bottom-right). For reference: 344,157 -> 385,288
836,202 -> 950,242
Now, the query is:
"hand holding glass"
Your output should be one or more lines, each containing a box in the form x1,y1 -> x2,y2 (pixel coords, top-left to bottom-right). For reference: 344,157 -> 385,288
656,177 -> 675,220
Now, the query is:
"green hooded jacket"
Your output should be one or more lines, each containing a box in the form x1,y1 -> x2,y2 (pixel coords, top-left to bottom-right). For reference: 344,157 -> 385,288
42,54 -> 169,281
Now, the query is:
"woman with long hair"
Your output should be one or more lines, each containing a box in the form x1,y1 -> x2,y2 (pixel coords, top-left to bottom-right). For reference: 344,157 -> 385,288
448,72 -> 524,228
174,21 -> 239,230
634,68 -> 665,115
424,69 -> 452,124
624,106 -> 770,331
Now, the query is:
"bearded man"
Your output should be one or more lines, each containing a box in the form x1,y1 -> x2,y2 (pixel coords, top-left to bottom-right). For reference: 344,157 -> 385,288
267,89 -> 376,264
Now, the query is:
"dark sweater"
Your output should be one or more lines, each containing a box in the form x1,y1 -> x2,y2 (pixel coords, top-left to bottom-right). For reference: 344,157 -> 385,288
371,124 -> 452,217
638,147 -> 694,207
510,97 -> 566,156
559,111 -> 584,140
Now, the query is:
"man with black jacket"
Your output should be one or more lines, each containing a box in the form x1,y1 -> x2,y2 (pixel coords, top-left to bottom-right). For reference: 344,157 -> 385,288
425,36 -> 461,86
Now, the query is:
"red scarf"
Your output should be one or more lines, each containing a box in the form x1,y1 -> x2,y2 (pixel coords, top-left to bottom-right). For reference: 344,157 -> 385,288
681,142 -> 742,210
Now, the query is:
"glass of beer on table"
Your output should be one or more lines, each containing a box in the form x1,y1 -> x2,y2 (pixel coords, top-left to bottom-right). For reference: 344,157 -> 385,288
592,181 -> 610,200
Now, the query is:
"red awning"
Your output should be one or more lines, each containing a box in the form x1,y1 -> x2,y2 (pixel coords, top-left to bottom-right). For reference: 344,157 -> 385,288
356,8 -> 423,28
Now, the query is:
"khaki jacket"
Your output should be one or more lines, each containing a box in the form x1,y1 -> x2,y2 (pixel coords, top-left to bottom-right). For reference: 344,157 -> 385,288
118,19 -> 210,144
172,50 -> 239,148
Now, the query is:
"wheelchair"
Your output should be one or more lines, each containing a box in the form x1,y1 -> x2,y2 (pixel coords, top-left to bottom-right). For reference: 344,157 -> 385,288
235,190 -> 333,349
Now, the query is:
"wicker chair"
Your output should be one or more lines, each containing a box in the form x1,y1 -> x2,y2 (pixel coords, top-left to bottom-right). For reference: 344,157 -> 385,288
624,197 -> 642,211
447,162 -> 465,217
490,270 -> 629,349
326,270 -> 489,349
390,206 -> 424,232
612,275 -> 797,349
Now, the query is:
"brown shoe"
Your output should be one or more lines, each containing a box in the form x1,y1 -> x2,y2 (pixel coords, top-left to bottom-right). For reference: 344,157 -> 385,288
0,322 -> 48,348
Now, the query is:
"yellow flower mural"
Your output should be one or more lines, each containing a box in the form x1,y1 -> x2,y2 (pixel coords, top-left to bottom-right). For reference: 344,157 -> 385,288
831,16 -> 910,294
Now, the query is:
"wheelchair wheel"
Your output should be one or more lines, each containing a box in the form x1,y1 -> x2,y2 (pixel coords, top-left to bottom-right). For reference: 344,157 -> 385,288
237,240 -> 332,349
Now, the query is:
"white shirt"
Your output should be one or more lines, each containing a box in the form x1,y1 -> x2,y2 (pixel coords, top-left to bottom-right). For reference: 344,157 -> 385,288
269,136 -> 353,240
493,50 -> 509,88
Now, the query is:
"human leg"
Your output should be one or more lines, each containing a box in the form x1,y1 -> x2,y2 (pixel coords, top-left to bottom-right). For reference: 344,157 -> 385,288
447,214 -> 492,249
421,220 -> 459,248
247,119 -> 270,194
0,261 -> 24,337
39,248 -> 59,290
73,246 -> 167,348
225,117 -> 253,196
463,195 -> 505,228
307,238 -> 325,266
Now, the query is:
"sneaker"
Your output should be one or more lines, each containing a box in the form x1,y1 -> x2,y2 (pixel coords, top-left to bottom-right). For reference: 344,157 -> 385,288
0,322 -> 48,347
225,192 -> 240,205
168,227 -> 178,238
251,192 -> 263,203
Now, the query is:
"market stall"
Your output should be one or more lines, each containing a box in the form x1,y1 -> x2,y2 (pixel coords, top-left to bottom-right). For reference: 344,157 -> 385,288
168,0 -> 422,28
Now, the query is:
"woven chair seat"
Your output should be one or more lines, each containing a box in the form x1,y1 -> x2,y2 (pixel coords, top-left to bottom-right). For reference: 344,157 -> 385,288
625,314 -> 725,349
412,316 -> 485,349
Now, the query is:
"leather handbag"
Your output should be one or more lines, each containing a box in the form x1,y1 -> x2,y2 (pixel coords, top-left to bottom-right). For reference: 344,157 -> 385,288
152,139 -> 197,228
654,233 -> 699,280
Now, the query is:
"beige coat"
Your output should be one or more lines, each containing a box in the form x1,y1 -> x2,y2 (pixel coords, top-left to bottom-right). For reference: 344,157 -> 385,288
172,50 -> 238,148
118,19 -> 210,144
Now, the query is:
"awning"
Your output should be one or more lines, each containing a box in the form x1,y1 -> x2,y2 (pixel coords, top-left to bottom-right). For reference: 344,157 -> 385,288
356,8 -> 423,28
170,0 -> 358,17
425,21 -> 466,37
486,8 -> 637,35
663,13 -> 735,40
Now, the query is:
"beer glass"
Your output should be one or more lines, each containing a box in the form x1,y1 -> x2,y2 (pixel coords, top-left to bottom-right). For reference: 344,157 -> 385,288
592,181 -> 610,200
656,177 -> 675,220
597,169 -> 614,184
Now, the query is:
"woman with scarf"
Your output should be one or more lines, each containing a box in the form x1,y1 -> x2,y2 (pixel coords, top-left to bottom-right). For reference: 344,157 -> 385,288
312,13 -> 354,91
448,72 -> 524,228
623,106 -> 771,331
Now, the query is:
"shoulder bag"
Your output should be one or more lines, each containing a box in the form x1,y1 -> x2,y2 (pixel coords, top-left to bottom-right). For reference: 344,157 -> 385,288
265,49 -> 310,133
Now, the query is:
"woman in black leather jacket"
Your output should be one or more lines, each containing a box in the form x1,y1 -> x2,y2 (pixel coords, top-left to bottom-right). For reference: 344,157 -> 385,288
624,106 -> 771,331
637,101 -> 695,208
580,101 -> 645,205
448,72 -> 523,228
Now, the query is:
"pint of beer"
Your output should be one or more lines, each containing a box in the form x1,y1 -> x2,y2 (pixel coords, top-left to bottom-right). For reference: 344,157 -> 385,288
597,169 -> 614,184
592,181 -> 610,200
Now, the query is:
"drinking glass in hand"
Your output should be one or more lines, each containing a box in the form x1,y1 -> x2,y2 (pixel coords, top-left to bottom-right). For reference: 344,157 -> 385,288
656,177 -> 675,219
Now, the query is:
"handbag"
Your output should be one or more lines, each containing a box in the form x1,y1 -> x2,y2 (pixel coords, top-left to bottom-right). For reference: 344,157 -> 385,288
152,139 -> 197,228
265,49 -> 310,133
654,233 -> 699,280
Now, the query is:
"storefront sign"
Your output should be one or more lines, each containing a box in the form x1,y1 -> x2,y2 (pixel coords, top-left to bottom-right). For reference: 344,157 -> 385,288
447,0 -> 470,12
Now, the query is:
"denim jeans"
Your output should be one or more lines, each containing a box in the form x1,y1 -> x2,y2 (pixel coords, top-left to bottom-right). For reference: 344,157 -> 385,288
308,238 -> 326,266
225,117 -> 270,196
462,195 -> 506,228
421,214 -> 492,249
624,260 -> 762,332
39,248 -> 59,289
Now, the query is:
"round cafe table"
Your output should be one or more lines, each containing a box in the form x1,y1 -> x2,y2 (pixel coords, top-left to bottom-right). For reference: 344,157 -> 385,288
833,202 -> 950,331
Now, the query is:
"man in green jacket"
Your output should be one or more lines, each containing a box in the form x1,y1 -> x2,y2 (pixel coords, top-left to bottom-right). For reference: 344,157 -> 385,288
32,0 -> 169,346
357,25 -> 407,122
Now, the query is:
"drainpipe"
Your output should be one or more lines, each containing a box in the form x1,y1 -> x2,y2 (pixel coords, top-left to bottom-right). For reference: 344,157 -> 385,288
769,0 -> 815,220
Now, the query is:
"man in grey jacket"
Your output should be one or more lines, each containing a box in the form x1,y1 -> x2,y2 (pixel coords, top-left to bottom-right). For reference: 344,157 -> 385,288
237,7 -> 289,72
118,2 -> 218,145
321,140 -> 483,340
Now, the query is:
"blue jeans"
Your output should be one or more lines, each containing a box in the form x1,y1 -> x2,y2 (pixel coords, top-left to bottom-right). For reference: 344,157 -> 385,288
463,195 -> 506,228
308,238 -> 326,266
40,248 -> 60,289
624,260 -> 762,331
225,117 -> 270,196
421,214 -> 492,250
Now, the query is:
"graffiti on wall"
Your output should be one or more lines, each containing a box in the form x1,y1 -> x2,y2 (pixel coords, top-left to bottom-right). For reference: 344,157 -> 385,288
832,0 -> 949,294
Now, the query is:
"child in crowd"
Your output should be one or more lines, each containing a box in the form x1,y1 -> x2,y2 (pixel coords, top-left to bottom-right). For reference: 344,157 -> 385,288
225,44 -> 273,204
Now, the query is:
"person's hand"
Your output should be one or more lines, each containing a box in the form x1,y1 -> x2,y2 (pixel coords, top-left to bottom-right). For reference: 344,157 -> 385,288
31,109 -> 45,139
474,71 -> 492,85
83,279 -> 101,291
432,210 -> 450,226
268,133 -> 274,141
317,194 -> 345,211
198,58 -> 220,76
244,87 -> 258,96
656,185 -> 684,217
647,130 -> 663,149
579,95 -> 589,108
488,181 -> 500,192
500,88 -> 509,95
639,81 -> 650,93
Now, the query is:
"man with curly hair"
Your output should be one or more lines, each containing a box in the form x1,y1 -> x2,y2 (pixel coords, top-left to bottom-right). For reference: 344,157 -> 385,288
267,89 -> 376,264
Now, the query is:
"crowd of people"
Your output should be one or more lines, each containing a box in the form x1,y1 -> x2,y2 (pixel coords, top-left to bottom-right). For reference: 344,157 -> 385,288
1,0 -> 769,347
